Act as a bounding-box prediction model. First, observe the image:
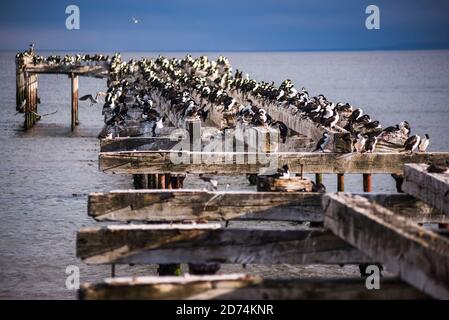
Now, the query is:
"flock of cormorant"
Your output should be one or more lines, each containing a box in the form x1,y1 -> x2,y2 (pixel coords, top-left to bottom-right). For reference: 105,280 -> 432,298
16,45 -> 430,154
90,53 -> 429,154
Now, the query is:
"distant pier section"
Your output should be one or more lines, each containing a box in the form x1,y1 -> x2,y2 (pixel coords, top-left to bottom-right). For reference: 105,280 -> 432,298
15,49 -> 110,130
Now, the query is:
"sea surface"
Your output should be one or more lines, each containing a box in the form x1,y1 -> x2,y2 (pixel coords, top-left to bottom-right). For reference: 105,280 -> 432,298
0,50 -> 448,299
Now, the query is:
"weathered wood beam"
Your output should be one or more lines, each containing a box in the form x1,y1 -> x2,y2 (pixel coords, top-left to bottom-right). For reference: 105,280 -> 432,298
87,190 -> 321,222
24,64 -> 109,78
100,136 -> 180,152
76,224 -> 372,265
323,193 -> 449,299
98,151 -> 449,174
403,163 -> 449,216
87,190 -> 448,223
79,274 -> 428,300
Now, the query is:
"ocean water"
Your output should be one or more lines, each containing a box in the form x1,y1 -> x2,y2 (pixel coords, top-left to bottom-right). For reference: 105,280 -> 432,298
0,50 -> 448,299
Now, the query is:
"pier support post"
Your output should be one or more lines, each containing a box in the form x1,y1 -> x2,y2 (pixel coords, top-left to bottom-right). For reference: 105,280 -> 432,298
71,73 -> 79,131
363,174 -> 372,192
157,173 -> 182,276
16,57 -> 26,112
337,174 -> 345,192
315,174 -> 323,185
24,72 -> 39,130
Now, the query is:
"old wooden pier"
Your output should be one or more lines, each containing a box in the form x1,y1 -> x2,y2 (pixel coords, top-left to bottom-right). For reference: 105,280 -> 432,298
16,50 -> 449,300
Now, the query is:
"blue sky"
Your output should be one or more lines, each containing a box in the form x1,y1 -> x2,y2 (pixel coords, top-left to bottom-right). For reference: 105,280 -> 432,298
0,0 -> 448,51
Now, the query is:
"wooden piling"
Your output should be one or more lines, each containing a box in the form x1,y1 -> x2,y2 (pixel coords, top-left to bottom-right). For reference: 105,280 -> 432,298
165,174 -> 172,189
16,59 -> 25,112
337,174 -> 345,192
315,173 -> 323,184
363,174 -> 372,192
71,73 -> 79,131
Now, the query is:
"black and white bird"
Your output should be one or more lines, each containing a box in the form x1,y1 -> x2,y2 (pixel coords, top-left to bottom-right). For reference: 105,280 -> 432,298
404,134 -> 421,153
364,136 -> 378,153
252,109 -> 268,126
383,124 -> 399,133
314,132 -> 330,152
418,134 -> 430,152
274,164 -> 290,179
323,110 -> 339,128
199,174 -> 218,191
399,121 -> 411,136
151,117 -> 165,136
272,121 -> 288,143
222,96 -> 236,111
364,120 -> 381,130
349,108 -> 363,122
185,100 -> 199,117
354,133 -> 366,153
312,181 -> 326,193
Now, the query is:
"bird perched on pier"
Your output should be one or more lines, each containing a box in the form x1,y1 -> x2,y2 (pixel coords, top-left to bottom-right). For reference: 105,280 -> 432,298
222,96 -> 236,112
404,134 -> 421,153
314,132 -> 330,152
152,117 -> 165,136
399,121 -> 411,136
427,162 -> 448,173
364,120 -> 381,131
273,164 -> 290,179
271,121 -> 288,143
382,124 -> 399,133
184,100 -> 200,118
323,109 -> 339,128
252,109 -> 268,127
354,133 -> 366,153
364,136 -> 378,153
349,108 -> 363,122
312,181 -> 326,193
418,134 -> 430,152
199,174 -> 218,191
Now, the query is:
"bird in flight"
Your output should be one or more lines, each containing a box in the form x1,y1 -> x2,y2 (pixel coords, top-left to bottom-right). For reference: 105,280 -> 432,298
132,16 -> 140,24
79,92 -> 107,106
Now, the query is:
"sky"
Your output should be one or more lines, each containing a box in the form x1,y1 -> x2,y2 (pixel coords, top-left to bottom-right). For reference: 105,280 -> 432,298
0,0 -> 448,51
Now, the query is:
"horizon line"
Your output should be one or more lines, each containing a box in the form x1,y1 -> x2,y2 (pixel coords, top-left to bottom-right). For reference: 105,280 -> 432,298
3,47 -> 449,53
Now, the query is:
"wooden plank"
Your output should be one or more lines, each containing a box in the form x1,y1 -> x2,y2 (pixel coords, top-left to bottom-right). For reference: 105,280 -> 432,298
76,224 -> 372,265
323,193 -> 449,299
100,136 -> 180,152
87,190 -> 448,223
87,190 -> 322,222
79,274 -> 428,300
24,64 -> 109,78
98,151 -> 449,174
403,163 -> 449,216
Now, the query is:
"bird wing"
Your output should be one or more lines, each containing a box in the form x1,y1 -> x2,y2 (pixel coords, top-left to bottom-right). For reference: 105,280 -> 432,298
79,94 -> 94,102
